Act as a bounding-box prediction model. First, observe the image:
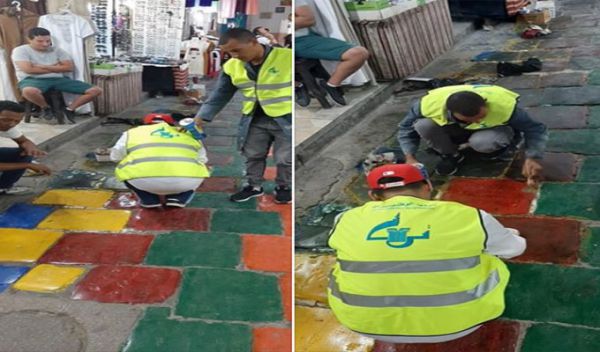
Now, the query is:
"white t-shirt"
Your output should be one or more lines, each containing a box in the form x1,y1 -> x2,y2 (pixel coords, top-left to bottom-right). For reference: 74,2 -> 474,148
0,127 -> 23,140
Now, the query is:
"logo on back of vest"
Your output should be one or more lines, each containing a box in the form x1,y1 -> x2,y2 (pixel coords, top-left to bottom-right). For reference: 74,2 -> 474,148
366,213 -> 430,248
150,127 -> 176,139
268,67 -> 279,75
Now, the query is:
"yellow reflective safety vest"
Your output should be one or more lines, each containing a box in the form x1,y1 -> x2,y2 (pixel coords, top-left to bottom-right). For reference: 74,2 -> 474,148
420,85 -> 520,130
222,47 -> 292,117
115,123 -> 210,181
328,195 -> 510,337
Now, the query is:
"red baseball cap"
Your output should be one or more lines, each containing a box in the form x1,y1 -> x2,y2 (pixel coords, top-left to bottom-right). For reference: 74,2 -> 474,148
142,113 -> 176,126
366,163 -> 428,190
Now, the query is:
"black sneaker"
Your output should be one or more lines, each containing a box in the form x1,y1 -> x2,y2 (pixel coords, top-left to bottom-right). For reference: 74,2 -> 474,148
63,108 -> 77,124
40,107 -> 55,120
295,83 -> 310,107
230,186 -> 264,202
435,153 -> 465,176
274,186 -> 292,204
319,80 -> 347,106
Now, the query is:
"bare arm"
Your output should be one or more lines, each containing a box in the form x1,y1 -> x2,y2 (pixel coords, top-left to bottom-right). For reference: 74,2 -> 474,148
295,6 -> 315,29
14,60 -> 54,74
42,60 -> 74,73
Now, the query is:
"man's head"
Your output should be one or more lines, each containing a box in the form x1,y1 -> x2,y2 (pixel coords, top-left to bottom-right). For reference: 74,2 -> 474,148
367,163 -> 432,201
28,27 -> 52,51
446,91 -> 488,124
252,26 -> 269,36
219,28 -> 263,62
0,101 -> 25,132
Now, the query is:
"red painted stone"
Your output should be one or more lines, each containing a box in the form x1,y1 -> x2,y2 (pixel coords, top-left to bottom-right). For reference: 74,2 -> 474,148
243,235 -> 291,272
206,152 -> 234,166
372,320 -> 521,352
441,178 -> 535,215
72,265 -> 181,304
252,327 -> 291,352
196,177 -> 238,193
127,208 -> 211,232
280,273 -> 292,322
39,233 -> 154,265
258,195 -> 291,237
496,216 -> 581,265
264,167 -> 277,181
105,192 -> 139,209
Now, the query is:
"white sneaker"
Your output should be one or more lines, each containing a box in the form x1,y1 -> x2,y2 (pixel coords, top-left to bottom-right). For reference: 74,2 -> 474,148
0,186 -> 33,195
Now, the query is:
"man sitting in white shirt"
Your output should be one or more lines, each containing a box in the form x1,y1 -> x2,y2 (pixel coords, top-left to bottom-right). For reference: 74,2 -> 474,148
0,101 -> 51,194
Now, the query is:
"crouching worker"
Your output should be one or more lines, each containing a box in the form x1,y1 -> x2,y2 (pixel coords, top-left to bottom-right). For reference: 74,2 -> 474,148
328,163 -> 526,343
110,113 -> 210,208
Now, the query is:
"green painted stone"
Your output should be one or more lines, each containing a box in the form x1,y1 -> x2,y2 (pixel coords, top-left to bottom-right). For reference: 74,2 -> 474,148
577,156 -> 600,182
211,164 -> 245,177
175,268 -> 283,322
535,183 -> 600,220
122,307 -> 251,352
504,263 -> 600,327
189,192 -> 257,210
541,86 -> 600,105
547,130 -> 600,155
211,210 -> 281,234
144,232 -> 240,268
587,70 -> 600,85
521,324 -> 600,352
580,228 -> 600,267
587,107 -> 600,128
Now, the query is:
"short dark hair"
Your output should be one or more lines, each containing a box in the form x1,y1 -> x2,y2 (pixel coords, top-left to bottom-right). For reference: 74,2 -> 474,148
28,27 -> 51,39
219,28 -> 257,45
252,26 -> 266,35
371,177 -> 428,198
0,101 -> 25,114
446,91 -> 486,117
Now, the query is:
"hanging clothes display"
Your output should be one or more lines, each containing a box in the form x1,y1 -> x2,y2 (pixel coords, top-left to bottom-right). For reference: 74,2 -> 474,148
183,36 -> 210,77
39,11 -> 95,113
219,0 -> 237,19
245,0 -> 259,16
0,7 -> 40,101
0,0 -> 46,16
130,0 -> 186,59
0,48 -> 16,101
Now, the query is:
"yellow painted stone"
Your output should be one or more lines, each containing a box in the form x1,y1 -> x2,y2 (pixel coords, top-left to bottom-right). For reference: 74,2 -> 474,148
38,209 -> 131,232
13,264 -> 85,292
0,229 -> 63,262
295,253 -> 336,304
33,189 -> 114,208
295,306 -> 374,352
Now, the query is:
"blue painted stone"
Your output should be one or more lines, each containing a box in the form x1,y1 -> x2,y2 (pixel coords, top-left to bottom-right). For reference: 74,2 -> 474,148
0,204 -> 54,229
0,266 -> 29,285
0,284 -> 8,293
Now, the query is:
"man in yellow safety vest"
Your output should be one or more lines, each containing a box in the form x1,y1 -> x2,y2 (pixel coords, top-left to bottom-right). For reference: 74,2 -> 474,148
328,163 -> 526,343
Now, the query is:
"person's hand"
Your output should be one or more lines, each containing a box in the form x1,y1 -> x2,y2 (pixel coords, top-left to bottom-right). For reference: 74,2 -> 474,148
20,140 -> 47,157
194,117 -> 203,128
27,163 -> 52,175
404,154 -> 419,165
522,158 -> 543,187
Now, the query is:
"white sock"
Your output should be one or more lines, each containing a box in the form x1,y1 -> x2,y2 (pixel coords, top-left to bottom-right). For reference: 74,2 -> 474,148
66,107 -> 74,112
326,82 -> 341,88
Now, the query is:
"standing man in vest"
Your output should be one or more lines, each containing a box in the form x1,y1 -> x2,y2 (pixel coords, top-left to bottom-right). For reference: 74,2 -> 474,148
398,85 -> 548,184
328,163 -> 526,343
110,114 -> 210,208
194,28 -> 292,204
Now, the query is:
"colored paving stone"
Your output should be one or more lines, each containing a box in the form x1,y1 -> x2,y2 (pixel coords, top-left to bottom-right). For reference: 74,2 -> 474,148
587,106 -> 600,128
73,266 -> 180,304
372,320 -> 521,352
541,72 -> 586,87
295,254 -> 336,304
280,273 -> 292,322
0,203 -> 54,229
507,152 -> 580,182
196,177 -> 238,193
211,163 -> 245,177
441,178 -> 535,215
0,266 -> 29,291
33,189 -> 114,208
47,169 -> 106,189
577,156 -> 600,182
188,192 -> 257,209
123,307 -> 252,352
513,89 -> 543,107
258,195 -> 292,236
497,75 -> 540,89
39,233 -> 154,265
253,327 -> 292,352
264,166 -> 276,181
535,183 -> 600,220
504,263 -> 600,326
104,192 -> 139,209
145,231 -> 240,267
0,229 -> 63,262
587,69 -> 600,85
13,264 -> 84,293
204,136 -> 235,147
127,208 -> 210,232
496,216 -> 581,264
541,86 -> 600,105
547,130 -> 600,154
206,152 -> 234,166
569,56 -> 600,70
580,227 -> 600,267
523,106 -> 588,129
454,152 -> 511,178
176,268 -> 282,322
38,209 -> 131,232
520,323 -> 600,352
243,235 -> 291,272
211,210 -> 281,234
295,306 -> 374,352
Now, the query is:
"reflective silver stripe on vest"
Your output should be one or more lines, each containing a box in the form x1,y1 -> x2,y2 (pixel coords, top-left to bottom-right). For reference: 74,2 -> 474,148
329,269 -> 500,307
338,256 -> 480,274
242,96 -> 257,102
257,82 -> 292,90
117,157 -> 200,169
236,82 -> 255,89
260,96 -> 292,105
127,143 -> 198,153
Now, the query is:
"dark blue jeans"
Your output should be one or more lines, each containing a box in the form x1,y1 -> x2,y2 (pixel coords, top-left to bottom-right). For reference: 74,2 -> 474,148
0,148 -> 32,189
124,181 -> 195,206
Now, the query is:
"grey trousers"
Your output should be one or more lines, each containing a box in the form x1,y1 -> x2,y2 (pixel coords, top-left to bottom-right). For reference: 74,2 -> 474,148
414,119 -> 514,155
242,115 -> 292,188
